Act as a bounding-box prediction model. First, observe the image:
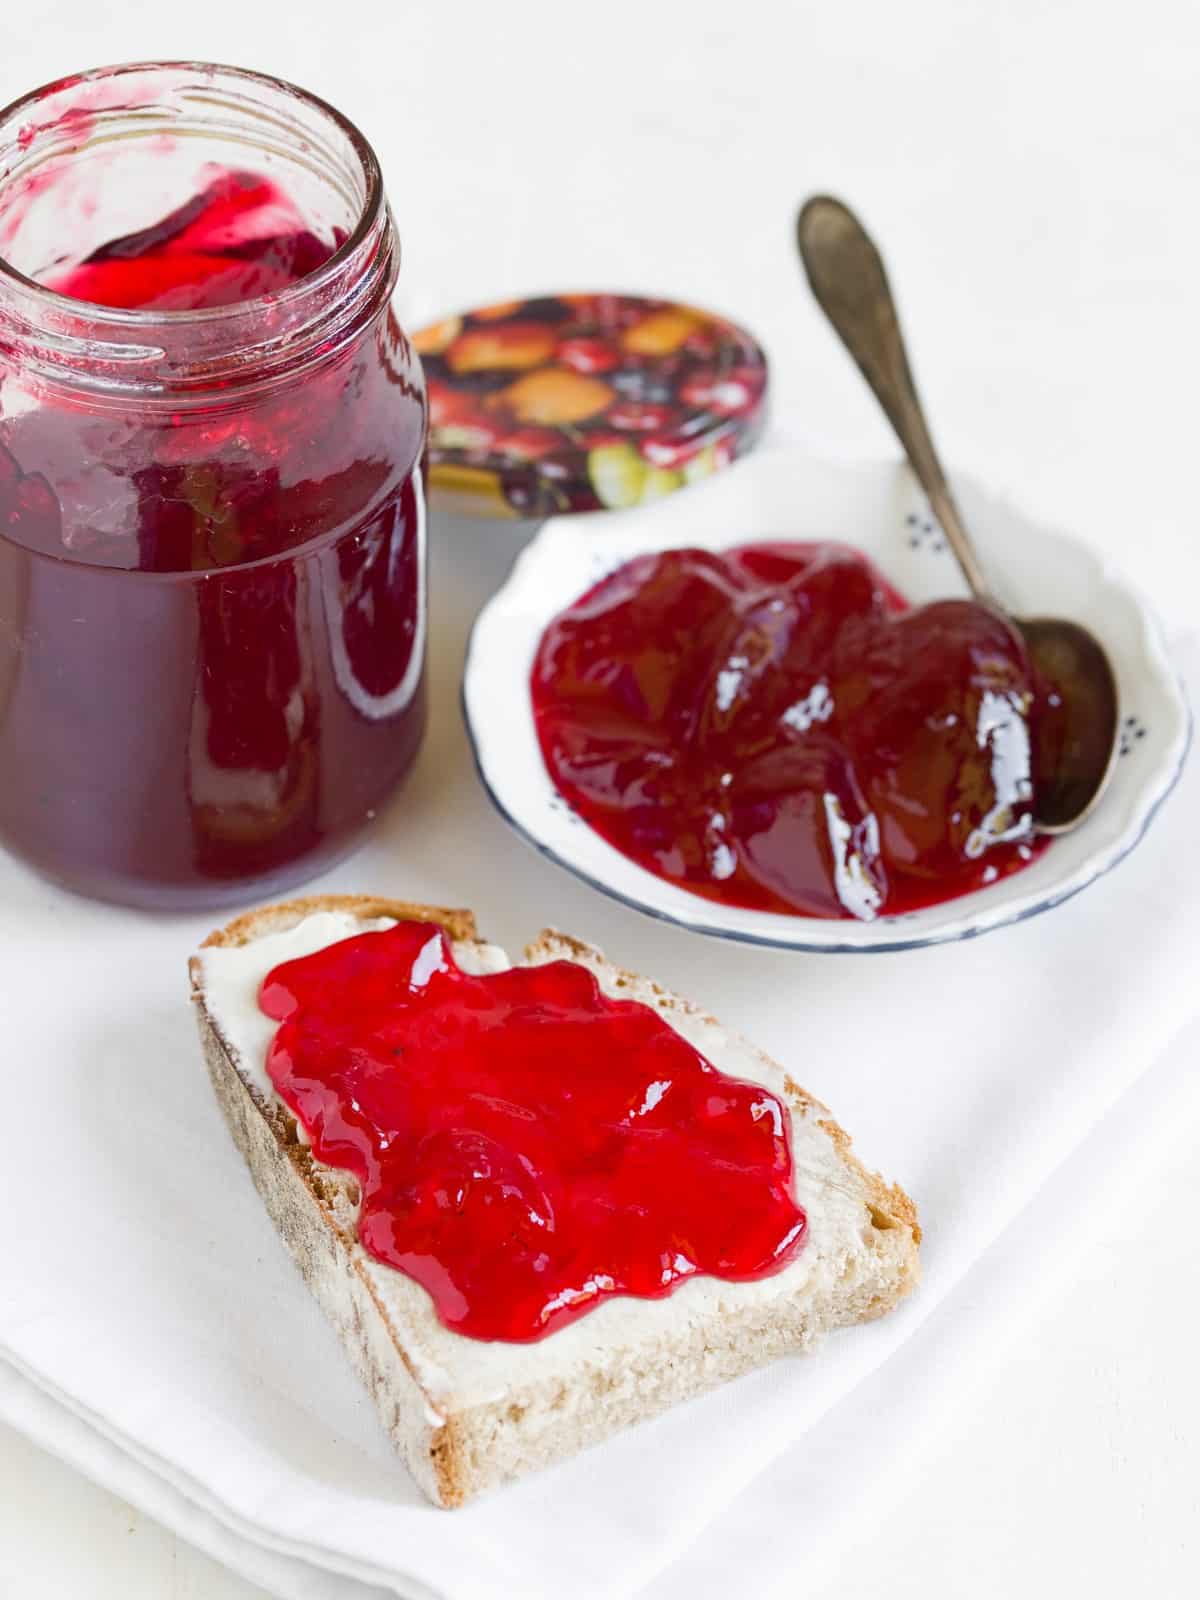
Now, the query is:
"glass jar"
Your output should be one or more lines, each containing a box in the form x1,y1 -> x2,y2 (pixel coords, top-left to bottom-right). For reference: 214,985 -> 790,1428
0,63 -> 427,909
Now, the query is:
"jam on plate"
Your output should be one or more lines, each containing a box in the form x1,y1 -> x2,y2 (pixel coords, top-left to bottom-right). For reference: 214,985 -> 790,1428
532,541 -> 1044,921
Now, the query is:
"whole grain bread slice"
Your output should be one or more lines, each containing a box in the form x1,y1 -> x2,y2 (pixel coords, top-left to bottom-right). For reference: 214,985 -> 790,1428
190,894 -> 919,1507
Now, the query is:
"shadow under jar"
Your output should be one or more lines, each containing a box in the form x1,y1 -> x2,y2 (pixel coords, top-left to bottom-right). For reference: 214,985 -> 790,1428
0,63 -> 427,909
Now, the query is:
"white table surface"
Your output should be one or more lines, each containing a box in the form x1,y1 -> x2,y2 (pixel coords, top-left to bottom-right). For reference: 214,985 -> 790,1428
2,1 -> 1199,1595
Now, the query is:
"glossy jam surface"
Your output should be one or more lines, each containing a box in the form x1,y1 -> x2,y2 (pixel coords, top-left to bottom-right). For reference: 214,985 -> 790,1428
260,921 -> 807,1342
532,542 -> 1043,921
0,172 -> 426,907
49,169 -> 343,312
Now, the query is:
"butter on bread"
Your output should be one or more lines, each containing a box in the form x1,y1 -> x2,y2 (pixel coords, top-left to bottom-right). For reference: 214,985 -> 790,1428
190,894 -> 919,1507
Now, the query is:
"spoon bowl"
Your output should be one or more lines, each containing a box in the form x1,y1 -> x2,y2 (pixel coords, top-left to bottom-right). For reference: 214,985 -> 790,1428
1021,616 -> 1119,832
796,194 -> 1120,833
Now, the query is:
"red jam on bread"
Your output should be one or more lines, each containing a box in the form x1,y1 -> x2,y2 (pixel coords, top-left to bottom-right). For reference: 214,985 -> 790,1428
532,541 -> 1044,920
259,921 -> 807,1342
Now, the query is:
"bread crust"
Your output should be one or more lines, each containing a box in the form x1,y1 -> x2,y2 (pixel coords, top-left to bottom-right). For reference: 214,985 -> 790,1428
191,896 -> 920,1506
198,892 -> 477,951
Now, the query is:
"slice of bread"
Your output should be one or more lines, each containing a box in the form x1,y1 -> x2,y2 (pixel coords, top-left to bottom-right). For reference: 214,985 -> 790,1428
190,894 -> 919,1507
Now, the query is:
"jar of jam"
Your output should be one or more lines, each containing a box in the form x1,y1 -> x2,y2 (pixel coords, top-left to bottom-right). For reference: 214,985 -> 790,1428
0,64 -> 427,909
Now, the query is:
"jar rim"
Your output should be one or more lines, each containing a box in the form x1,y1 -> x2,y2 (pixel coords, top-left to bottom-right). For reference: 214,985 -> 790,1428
0,60 -> 385,329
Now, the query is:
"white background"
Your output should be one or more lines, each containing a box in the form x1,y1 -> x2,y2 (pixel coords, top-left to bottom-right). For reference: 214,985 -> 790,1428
2,1 -> 1199,1595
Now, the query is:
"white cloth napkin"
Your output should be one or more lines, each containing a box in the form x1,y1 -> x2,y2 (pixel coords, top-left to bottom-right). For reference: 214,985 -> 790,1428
1,530 -> 1196,1600
8,1015 -> 1197,1600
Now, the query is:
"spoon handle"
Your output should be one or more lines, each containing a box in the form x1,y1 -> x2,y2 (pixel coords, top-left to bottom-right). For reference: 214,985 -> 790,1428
796,195 -> 994,605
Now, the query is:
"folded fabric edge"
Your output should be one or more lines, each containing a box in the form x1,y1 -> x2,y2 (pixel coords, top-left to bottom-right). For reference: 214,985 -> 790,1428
0,1351 -> 438,1600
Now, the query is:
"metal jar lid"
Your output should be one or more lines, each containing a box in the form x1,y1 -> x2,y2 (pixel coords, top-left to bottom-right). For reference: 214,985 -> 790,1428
415,293 -> 768,519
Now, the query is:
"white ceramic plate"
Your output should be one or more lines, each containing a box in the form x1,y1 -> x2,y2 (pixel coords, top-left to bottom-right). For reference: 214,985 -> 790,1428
462,446 -> 1191,952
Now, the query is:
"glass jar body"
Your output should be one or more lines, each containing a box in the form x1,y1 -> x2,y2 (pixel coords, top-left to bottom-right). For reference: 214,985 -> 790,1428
0,64 -> 427,908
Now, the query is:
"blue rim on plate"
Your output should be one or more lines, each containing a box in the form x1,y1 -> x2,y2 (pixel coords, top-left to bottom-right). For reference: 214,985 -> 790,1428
461,446 -> 1191,953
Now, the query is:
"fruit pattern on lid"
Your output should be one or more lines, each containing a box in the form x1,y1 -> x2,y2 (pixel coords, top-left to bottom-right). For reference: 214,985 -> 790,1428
415,293 -> 768,519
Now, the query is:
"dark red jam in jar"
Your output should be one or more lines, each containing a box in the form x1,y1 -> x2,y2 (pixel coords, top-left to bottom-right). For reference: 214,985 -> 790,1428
0,66 -> 426,908
260,921 -> 807,1341
533,541 -> 1045,920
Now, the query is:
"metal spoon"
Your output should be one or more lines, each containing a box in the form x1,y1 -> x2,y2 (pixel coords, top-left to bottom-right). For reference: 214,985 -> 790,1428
796,194 -> 1118,834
